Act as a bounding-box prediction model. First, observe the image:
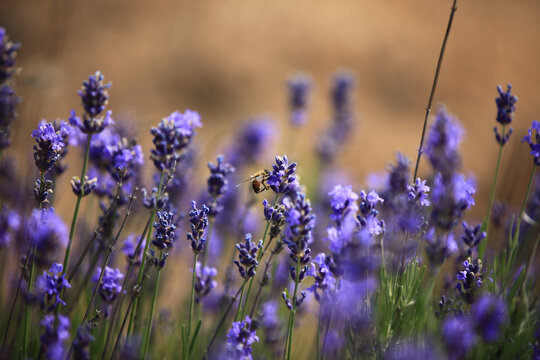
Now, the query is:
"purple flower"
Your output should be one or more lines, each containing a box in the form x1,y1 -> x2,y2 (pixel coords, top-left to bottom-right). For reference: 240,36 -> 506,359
425,106 -> 463,176
0,27 -> 21,82
122,234 -> 145,266
69,72 -> 114,134
495,84 -> 517,126
408,178 -> 431,207
266,155 -> 298,196
262,198 -> 286,239
456,257 -> 484,305
28,209 -> 68,267
0,84 -> 19,149
424,228 -> 457,267
317,71 -> 355,163
73,326 -> 94,360
226,117 -> 276,168
282,193 -> 315,272
36,263 -> 71,312
193,261 -> 217,303
206,155 -> 235,216
103,137 -> 143,182
386,153 -> 411,195
357,190 -> 384,236
287,73 -> 312,126
233,233 -> 262,279
307,253 -> 336,301
93,266 -> 124,304
329,184 -> 359,227
186,201 -> 209,254
493,84 -> 517,145
226,315 -> 259,360
40,314 -> 70,360
0,206 -> 20,247
471,295 -> 507,342
152,211 -> 177,251
461,222 -> 486,255
442,315 -> 477,359
522,120 -> 540,165
431,173 -> 476,231
32,120 -> 70,174
150,110 -> 202,171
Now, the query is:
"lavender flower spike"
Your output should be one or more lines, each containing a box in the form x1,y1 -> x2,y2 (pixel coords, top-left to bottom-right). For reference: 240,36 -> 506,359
471,294 -> 507,342
494,84 -> 517,145
226,315 -> 260,360
152,211 -> 177,250
266,155 -> 298,196
0,84 -> 19,150
0,27 -> 21,83
186,201 -> 209,254
32,120 -> 70,174
287,73 -> 312,126
150,110 -> 202,171
193,261 -> 218,303
36,262 -> 71,313
93,266 -> 124,304
69,72 -> 114,134
207,154 -> 235,216
522,120 -> 540,165
40,314 -> 70,360
234,233 -> 262,279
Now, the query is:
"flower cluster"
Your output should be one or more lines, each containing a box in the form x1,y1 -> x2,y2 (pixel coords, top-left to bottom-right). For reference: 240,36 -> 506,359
282,192 -> 315,273
0,206 -> 19,247
317,71 -> 355,162
329,184 -> 359,227
28,208 -> 68,267
186,201 -> 209,254
460,222 -> 486,256
357,190 -> 385,236
226,315 -> 259,360
206,155 -> 235,216
407,178 -> 431,207
266,155 -> 298,195
122,234 -> 145,266
0,27 -> 20,83
93,266 -> 124,304
193,261 -> 218,304
307,253 -> 336,302
233,233 -> 262,279
152,211 -> 177,251
69,72 -> 114,134
0,83 -> 18,149
522,120 -> 540,165
39,314 -> 70,360
35,263 -> 71,312
442,316 -> 477,360
263,198 -> 286,239
493,84 -> 517,145
150,110 -> 202,171
226,118 -> 275,168
287,73 -> 312,126
456,257 -> 484,304
425,106 -> 463,176
32,120 -> 70,174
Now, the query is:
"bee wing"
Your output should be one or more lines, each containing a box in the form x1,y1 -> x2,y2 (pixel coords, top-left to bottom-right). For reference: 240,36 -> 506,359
235,177 -> 254,187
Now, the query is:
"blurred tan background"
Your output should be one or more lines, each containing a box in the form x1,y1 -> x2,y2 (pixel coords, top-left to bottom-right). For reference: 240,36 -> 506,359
1,0 -> 540,219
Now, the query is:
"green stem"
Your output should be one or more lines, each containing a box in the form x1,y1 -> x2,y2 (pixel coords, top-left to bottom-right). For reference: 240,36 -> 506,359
286,255 -> 302,360
63,132 -> 93,274
142,258 -> 161,359
235,280 -> 246,322
412,0 -> 458,181
129,172 -> 165,336
101,215 -> 152,359
515,164 -> 537,240
65,188 -> 135,360
204,282 -> 246,359
184,253 -> 198,359
248,238 -> 277,319
240,194 -> 279,319
68,183 -> 122,282
483,130 -> 505,259
200,218 -> 214,270
23,242 -> 37,359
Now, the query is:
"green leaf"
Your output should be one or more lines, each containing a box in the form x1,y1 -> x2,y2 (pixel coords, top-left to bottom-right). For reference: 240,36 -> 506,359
506,266 -> 525,303
189,319 -> 202,356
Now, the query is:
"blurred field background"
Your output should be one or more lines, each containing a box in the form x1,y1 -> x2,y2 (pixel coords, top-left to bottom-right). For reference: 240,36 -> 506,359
1,1 -> 540,356
2,0 -> 540,218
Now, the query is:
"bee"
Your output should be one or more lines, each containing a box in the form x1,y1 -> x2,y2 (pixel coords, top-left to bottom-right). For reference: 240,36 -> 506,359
236,169 -> 272,194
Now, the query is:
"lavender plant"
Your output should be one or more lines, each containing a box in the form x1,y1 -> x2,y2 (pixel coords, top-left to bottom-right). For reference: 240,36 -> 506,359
1,3 -> 540,359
